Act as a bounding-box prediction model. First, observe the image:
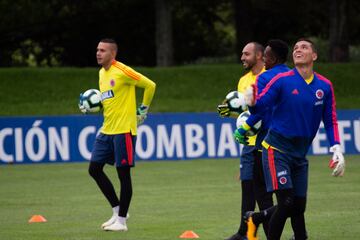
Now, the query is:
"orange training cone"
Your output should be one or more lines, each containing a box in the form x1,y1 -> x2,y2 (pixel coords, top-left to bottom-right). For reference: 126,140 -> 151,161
28,215 -> 47,223
179,230 -> 200,239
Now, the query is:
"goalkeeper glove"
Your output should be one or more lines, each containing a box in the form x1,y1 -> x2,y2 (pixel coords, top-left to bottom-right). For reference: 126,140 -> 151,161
78,93 -> 88,114
244,84 -> 257,107
137,104 -> 149,125
329,144 -> 345,177
217,103 -> 230,117
233,123 -> 251,145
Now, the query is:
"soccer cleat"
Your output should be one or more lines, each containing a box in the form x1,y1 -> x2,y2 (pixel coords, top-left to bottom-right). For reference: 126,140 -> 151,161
103,219 -> 128,231
101,214 -> 117,229
101,213 -> 130,229
245,211 -> 259,240
224,232 -> 248,240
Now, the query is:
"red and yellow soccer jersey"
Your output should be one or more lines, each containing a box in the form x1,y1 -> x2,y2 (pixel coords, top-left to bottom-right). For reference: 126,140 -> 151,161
99,60 -> 155,135
237,67 -> 265,146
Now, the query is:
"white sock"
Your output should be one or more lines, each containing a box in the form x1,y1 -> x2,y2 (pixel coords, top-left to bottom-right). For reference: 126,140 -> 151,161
112,206 -> 119,215
117,216 -> 127,225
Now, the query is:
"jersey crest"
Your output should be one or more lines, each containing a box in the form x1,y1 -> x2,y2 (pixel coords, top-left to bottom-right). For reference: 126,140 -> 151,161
110,79 -> 115,87
315,89 -> 324,99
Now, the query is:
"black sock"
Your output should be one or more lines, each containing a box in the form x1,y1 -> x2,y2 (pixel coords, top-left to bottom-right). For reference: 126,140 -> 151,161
252,205 -> 276,226
290,197 -> 307,240
237,180 -> 256,236
117,167 -> 132,217
268,189 -> 294,240
89,162 -> 119,207
252,150 -> 274,237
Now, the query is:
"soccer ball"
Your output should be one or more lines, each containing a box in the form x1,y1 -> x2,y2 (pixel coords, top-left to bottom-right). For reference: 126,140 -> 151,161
225,91 -> 247,113
236,111 -> 262,136
79,89 -> 102,113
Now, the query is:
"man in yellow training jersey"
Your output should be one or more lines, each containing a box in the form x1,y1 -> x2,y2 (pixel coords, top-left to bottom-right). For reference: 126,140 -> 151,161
220,42 -> 273,240
83,38 -> 156,232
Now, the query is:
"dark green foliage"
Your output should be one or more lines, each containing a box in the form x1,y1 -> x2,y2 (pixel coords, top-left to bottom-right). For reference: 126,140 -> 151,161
1,1 -> 360,66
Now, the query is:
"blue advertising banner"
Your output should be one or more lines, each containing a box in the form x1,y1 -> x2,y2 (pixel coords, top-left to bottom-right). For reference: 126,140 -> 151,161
0,110 -> 359,164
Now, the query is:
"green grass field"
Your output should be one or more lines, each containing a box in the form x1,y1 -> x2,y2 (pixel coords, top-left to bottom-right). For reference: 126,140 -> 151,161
1,155 -> 359,240
0,63 -> 359,116
0,64 -> 359,239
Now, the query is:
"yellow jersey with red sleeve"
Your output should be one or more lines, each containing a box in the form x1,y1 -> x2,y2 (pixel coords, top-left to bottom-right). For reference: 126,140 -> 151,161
99,60 -> 156,135
237,67 -> 265,146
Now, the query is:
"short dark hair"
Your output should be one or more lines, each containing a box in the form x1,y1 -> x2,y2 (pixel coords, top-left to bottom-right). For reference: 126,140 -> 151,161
100,38 -> 118,52
296,38 -> 317,53
251,42 -> 264,56
268,39 -> 289,63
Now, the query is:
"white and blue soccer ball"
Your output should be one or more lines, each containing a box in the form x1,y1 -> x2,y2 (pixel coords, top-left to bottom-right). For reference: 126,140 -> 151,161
236,111 -> 262,136
79,89 -> 102,113
225,91 -> 247,113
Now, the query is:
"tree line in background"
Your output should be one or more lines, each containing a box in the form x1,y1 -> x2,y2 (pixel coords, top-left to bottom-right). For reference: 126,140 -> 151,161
0,0 -> 359,67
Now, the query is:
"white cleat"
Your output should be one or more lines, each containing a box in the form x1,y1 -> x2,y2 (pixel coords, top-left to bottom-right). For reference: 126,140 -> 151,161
103,219 -> 128,231
101,214 -> 117,229
101,213 -> 130,229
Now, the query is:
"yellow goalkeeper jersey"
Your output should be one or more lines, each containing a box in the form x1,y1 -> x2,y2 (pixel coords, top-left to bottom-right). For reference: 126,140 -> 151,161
99,60 -> 156,135
237,67 -> 265,146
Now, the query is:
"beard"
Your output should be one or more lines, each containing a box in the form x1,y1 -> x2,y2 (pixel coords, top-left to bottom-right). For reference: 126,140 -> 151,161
243,57 -> 257,70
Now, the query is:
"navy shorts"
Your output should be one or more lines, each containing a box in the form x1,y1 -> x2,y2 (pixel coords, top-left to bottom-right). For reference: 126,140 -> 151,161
262,146 -> 308,197
240,145 -> 257,181
91,132 -> 136,167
